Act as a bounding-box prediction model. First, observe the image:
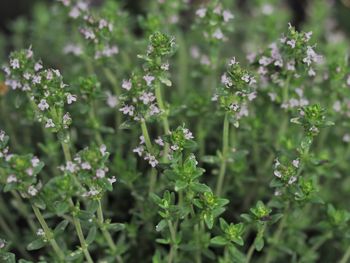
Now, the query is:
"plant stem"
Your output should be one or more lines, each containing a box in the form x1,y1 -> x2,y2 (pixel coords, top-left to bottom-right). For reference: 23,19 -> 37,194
97,200 -> 123,263
61,141 -> 72,162
140,120 -> 157,194
71,212 -> 94,263
61,141 -> 93,263
167,220 -> 177,263
215,112 -> 230,196
339,245 -> 350,263
31,205 -> 65,261
245,242 -> 256,263
155,82 -> 170,158
264,204 -> 289,263
140,120 -> 153,152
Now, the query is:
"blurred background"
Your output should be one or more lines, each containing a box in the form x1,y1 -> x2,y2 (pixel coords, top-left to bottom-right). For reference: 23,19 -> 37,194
1,0 -> 350,36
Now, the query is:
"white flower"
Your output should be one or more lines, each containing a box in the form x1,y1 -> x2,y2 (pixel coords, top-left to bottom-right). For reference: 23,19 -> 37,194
262,4 -> 274,15
292,159 -> 300,168
308,68 -> 316,77
0,130 -> 6,142
333,101 -> 341,112
31,157 -> 40,167
274,170 -> 282,178
144,153 -> 158,167
120,105 -> 135,116
183,128 -> 194,140
259,56 -> 272,66
149,104 -> 160,115
32,75 -> 42,84
65,161 -> 76,173
221,73 -> 232,87
122,79 -> 132,91
81,162 -> 91,170
96,169 -> 106,178
343,134 -> 350,143
222,10 -> 234,22
139,92 -> 156,105
108,176 -> 117,184
241,74 -> 250,83
45,119 -> 55,128
171,144 -> 179,151
288,176 -> 297,185
28,186 -> 38,196
67,93 -> 77,104
133,146 -> 144,157
143,75 -> 155,86
63,43 -> 83,55
69,7 -> 80,18
196,8 -> 207,18
6,174 -> 17,183
80,28 -> 96,40
38,99 -> 49,111
161,63 -> 169,71
100,144 -> 107,156
155,137 -> 164,146
10,59 -> 20,69
36,228 -> 45,236
63,113 -> 72,127
305,31 -> 313,41
34,62 -> 43,72
213,28 -> 224,40
106,92 -> 118,108
286,39 -> 296,48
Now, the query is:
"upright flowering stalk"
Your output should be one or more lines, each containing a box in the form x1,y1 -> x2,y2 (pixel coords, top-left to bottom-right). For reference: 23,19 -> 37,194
0,130 -> 65,261
265,104 -> 333,263
249,24 -> 321,110
2,49 -> 99,262
2,48 -> 76,159
213,57 -> 257,196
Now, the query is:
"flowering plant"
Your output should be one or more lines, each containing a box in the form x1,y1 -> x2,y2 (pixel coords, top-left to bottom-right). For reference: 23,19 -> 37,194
1,0 -> 350,262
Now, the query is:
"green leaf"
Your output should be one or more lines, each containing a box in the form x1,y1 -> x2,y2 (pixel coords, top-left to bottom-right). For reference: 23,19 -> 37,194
204,212 -> 214,229
27,238 -> 46,251
54,220 -> 69,235
86,226 -> 97,245
65,249 -> 83,261
175,180 -> 188,191
108,223 -> 125,232
159,76 -> 172,87
255,236 -> 264,251
54,200 -> 69,215
155,220 -> 167,232
210,236 -> 228,246
190,183 -> 211,193
156,238 -> 170,244
0,252 -> 16,263
232,236 -> 244,246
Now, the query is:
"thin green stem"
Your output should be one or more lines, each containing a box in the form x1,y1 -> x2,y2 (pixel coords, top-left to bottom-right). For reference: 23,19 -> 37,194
264,205 -> 289,263
155,82 -> 170,157
215,112 -> 230,196
167,220 -> 177,263
140,120 -> 153,152
72,213 -> 94,263
339,245 -> 350,263
61,141 -> 72,162
97,200 -> 122,263
32,205 -> 65,261
140,120 -> 157,193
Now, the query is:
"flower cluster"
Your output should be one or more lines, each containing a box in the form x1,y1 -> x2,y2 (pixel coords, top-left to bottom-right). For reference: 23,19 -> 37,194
214,57 -> 257,126
0,130 -> 44,198
59,0 -> 127,60
194,1 -> 234,44
248,24 -> 322,109
119,73 -> 161,121
60,144 -> 116,199
2,48 -> 75,132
